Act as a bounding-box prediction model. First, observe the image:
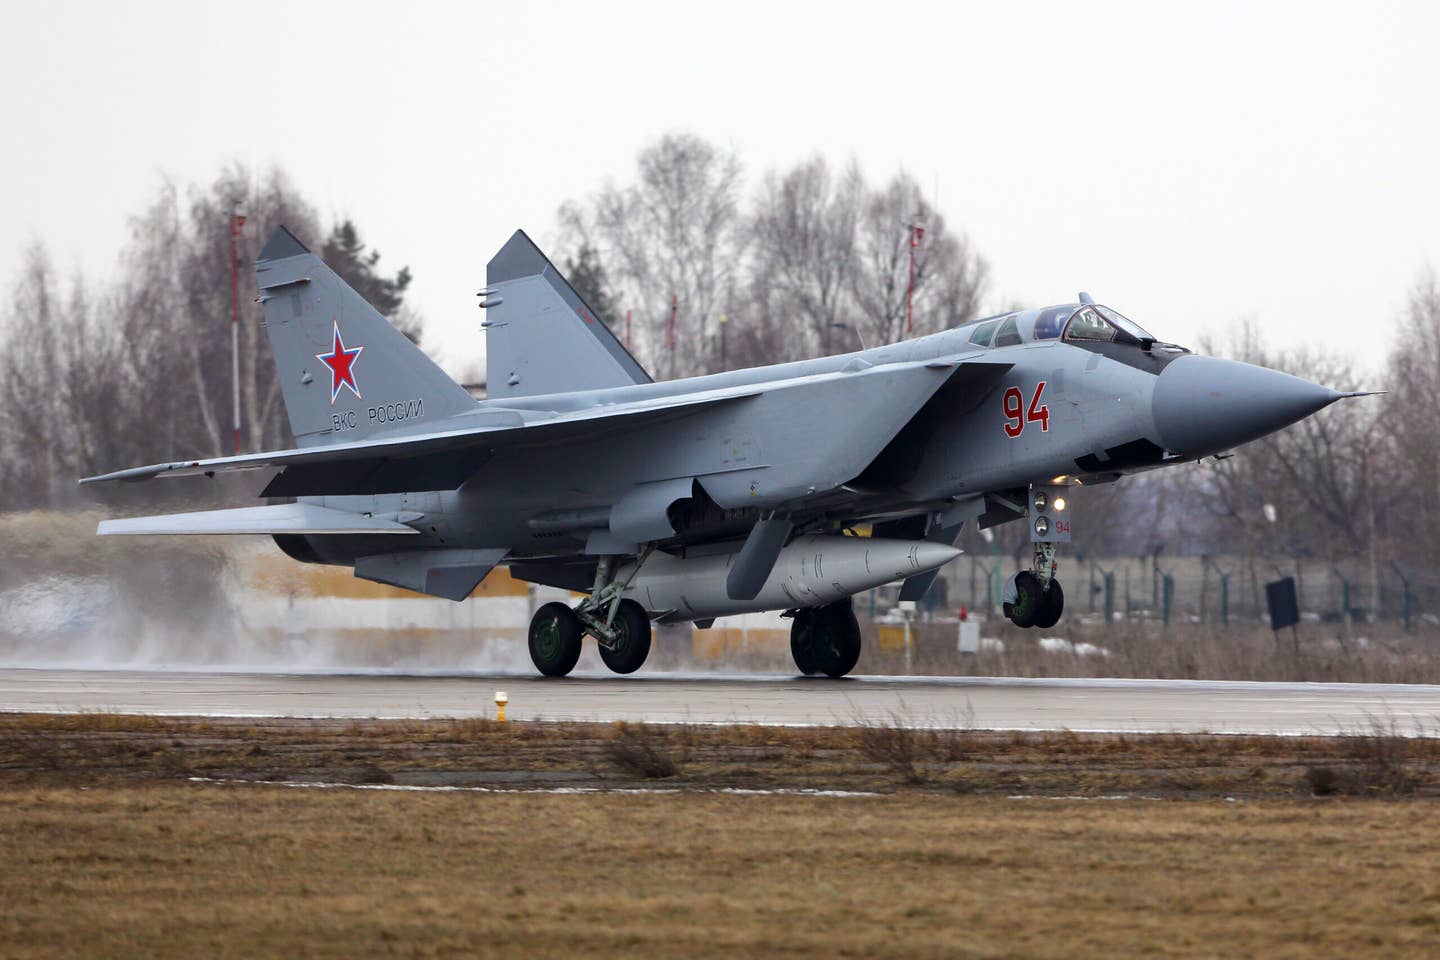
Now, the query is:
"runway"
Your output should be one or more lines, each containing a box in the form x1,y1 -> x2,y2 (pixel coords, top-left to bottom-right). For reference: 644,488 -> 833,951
3,668 -> 1440,735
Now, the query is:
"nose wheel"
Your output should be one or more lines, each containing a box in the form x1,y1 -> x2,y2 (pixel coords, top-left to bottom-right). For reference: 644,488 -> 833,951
1032,578 -> 1065,628
1004,544 -> 1066,629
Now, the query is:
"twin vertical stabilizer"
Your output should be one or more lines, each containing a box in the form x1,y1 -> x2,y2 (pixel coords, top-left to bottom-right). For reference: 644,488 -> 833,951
255,227 -> 476,447
483,230 -> 651,399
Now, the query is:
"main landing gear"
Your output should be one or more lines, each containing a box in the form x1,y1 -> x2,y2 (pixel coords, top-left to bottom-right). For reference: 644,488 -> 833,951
788,597 -> 862,678
527,551 -> 655,678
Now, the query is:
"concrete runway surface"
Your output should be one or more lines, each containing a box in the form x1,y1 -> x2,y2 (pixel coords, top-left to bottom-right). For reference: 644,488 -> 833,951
3,668 -> 1440,735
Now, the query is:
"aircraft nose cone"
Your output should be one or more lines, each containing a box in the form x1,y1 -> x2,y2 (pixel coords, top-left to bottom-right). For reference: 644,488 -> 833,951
1151,355 -> 1342,457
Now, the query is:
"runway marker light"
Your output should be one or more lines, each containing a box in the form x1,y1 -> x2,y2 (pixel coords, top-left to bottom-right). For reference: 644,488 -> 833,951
495,690 -> 508,723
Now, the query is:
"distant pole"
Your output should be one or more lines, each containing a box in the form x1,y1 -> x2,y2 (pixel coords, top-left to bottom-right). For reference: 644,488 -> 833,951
229,211 -> 246,455
667,294 -> 678,377
625,308 -> 632,350
906,216 -> 925,336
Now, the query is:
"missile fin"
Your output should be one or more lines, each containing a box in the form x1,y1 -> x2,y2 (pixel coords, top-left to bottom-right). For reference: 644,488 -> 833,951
725,514 -> 793,601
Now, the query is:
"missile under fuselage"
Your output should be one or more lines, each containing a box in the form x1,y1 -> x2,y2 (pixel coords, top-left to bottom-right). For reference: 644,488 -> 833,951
617,534 -> 962,622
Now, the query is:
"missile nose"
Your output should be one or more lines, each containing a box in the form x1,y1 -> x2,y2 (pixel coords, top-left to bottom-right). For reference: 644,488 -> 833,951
912,542 -> 963,573
1151,354 -> 1343,457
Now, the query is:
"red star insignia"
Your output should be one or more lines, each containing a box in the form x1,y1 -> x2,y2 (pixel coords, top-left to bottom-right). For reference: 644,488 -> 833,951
316,322 -> 364,403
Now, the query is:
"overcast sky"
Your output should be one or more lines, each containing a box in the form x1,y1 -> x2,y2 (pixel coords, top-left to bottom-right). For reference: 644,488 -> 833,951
2,1 -> 1435,380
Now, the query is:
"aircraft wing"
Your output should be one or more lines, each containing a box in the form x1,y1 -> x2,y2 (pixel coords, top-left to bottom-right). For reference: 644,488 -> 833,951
96,502 -> 421,536
81,357 -> 1008,500
80,390 -> 756,495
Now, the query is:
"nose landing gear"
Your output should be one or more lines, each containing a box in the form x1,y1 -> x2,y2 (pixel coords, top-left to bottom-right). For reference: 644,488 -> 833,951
1004,485 -> 1070,629
1005,565 -> 1065,629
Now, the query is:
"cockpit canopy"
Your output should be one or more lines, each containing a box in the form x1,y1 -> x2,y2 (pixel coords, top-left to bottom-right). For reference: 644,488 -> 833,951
958,302 -> 1158,349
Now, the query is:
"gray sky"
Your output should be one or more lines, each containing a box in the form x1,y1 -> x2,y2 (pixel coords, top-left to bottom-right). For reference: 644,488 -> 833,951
2,1 -> 1435,379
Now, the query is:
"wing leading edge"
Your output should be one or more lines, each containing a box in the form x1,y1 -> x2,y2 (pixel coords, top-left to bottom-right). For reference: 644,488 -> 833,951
96,503 -> 421,536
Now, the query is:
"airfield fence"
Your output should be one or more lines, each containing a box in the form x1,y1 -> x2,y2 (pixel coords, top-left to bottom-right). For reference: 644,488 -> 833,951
927,553 -> 1439,632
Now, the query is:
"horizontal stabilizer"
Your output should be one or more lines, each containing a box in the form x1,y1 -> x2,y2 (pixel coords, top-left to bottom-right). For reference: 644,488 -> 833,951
96,503 -> 420,536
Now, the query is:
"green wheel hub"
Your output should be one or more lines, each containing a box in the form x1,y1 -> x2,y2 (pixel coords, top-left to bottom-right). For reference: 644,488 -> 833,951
598,599 -> 651,674
607,614 -> 629,653
533,615 -> 563,661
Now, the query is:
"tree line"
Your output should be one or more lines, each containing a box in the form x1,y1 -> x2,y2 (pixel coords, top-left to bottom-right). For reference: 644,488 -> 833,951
0,165 -> 417,509
557,133 -> 988,378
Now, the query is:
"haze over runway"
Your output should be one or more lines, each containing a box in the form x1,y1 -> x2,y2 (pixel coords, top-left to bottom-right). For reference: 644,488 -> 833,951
5,668 -> 1439,736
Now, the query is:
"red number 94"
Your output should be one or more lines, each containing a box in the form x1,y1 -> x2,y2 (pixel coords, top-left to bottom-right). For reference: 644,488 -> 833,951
1003,381 -> 1049,438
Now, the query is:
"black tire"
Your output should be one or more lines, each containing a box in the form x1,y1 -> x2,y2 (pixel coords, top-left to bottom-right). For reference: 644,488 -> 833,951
813,600 -> 862,678
1032,579 -> 1065,630
598,599 -> 652,675
790,609 -> 820,675
528,602 -> 582,677
1009,572 -> 1045,628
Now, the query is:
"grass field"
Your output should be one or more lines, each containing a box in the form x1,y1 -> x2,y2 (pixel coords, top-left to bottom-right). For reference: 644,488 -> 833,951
2,714 -> 1439,958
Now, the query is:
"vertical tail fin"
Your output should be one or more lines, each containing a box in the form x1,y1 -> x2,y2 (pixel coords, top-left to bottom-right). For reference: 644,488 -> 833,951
255,227 -> 474,447
483,230 -> 651,399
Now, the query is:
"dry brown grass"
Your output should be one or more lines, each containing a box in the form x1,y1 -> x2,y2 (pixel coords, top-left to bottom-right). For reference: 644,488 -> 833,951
602,721 -> 693,779
2,783 -> 1439,958
850,710 -> 975,784
3,714 -> 1440,956
4,711 -> 1439,800
849,618 -> 1440,684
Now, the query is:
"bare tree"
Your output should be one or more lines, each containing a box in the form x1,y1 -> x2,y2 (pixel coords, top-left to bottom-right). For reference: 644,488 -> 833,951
850,172 -> 988,348
1186,318 -> 1391,614
0,247 -> 136,508
1383,271 -> 1440,555
0,247 -> 67,504
559,133 -> 745,378
745,157 -> 862,360
0,163 -> 418,509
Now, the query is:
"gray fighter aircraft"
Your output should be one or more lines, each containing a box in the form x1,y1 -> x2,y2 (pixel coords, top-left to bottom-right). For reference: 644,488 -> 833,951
84,227 -> 1368,677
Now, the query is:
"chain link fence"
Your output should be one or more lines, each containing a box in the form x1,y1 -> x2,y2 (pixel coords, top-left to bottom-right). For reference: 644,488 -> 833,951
919,553 -> 1439,632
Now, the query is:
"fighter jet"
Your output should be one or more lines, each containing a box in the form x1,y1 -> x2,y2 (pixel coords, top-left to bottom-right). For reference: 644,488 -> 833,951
83,227 -> 1368,677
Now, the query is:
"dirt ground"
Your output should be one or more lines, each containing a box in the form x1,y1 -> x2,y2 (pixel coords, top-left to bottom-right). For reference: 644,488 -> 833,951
2,714 -> 1439,958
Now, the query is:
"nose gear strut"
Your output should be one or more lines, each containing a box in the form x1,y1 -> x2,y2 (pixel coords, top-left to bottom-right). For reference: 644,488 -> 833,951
1004,485 -> 1068,629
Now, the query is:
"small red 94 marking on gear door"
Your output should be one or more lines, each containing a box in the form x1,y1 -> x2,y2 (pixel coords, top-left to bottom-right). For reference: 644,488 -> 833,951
1003,381 -> 1050,438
